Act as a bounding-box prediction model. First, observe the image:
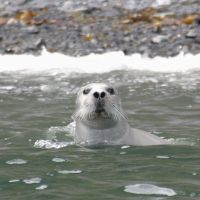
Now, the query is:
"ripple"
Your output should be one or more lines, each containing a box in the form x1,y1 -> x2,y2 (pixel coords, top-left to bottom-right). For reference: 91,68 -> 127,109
34,140 -> 74,149
23,177 -> 42,184
6,159 -> 27,165
124,184 -> 176,196
58,170 -> 82,174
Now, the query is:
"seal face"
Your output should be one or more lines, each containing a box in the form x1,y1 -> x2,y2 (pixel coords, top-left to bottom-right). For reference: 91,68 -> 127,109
72,83 -> 168,146
73,83 -> 126,124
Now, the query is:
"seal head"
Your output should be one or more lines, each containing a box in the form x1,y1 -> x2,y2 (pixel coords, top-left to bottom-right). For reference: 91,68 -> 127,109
73,83 -> 126,129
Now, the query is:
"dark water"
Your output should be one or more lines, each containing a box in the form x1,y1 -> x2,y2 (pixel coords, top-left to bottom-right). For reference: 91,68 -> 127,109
0,70 -> 200,199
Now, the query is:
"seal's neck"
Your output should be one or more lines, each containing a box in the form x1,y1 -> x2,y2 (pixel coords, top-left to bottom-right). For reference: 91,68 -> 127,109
81,117 -> 117,129
74,118 -> 130,145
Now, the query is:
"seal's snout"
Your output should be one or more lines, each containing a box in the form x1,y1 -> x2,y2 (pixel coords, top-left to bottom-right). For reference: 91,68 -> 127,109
93,91 -> 106,114
93,91 -> 106,99
93,92 -> 99,98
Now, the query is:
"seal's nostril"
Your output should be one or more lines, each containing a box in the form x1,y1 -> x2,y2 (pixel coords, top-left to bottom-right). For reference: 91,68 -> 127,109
93,92 -> 99,98
100,92 -> 106,98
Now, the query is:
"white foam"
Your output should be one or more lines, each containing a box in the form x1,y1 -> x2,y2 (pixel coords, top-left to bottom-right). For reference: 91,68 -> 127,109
0,49 -> 200,74
65,122 -> 76,136
35,184 -> 48,190
6,159 -> 27,165
9,179 -> 20,183
34,139 -> 74,149
156,155 -> 170,159
120,152 -> 127,155
0,86 -> 15,90
52,158 -> 66,163
23,177 -> 42,184
121,145 -> 130,149
124,184 -> 176,196
58,170 -> 82,174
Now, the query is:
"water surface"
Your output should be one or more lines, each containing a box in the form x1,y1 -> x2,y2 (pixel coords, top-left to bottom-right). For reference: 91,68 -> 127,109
0,70 -> 200,199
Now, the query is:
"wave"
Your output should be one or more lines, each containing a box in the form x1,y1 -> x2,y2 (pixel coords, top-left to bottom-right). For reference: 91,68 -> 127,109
0,48 -> 200,74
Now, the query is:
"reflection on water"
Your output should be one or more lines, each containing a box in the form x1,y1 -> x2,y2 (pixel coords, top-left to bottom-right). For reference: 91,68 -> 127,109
0,70 -> 200,199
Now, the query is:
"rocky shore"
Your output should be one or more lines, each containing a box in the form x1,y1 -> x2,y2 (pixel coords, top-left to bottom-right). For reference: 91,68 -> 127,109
0,0 -> 200,57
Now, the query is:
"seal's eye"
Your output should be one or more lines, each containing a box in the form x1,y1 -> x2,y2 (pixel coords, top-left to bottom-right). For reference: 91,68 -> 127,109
107,87 -> 115,95
83,88 -> 91,95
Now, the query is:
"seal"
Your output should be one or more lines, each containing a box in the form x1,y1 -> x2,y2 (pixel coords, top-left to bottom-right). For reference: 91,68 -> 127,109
72,83 -> 168,146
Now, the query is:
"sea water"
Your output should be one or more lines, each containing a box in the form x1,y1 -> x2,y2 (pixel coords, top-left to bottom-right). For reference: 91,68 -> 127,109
0,50 -> 200,199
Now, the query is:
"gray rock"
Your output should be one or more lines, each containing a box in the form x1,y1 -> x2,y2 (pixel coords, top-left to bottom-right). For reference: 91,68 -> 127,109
24,38 -> 45,52
186,29 -> 197,38
194,36 -> 200,43
81,25 -> 91,34
5,46 -> 21,54
61,1 -> 87,12
35,38 -> 45,48
7,18 -> 19,25
24,26 -> 40,34
1,1 -> 200,57
151,35 -> 169,44
14,0 -> 28,6
195,17 -> 200,25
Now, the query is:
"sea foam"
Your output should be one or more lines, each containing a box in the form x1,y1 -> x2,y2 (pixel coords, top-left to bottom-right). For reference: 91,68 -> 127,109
124,184 -> 176,196
0,49 -> 200,74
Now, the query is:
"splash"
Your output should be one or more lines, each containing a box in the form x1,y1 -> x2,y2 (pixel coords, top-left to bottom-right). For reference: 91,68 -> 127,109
34,139 -> 74,149
0,48 -> 200,74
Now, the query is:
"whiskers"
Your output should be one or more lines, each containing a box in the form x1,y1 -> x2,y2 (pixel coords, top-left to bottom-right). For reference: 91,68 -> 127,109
73,103 -> 105,121
111,103 -> 127,120
73,97 -> 127,122
107,97 -> 127,121
72,103 -> 92,121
